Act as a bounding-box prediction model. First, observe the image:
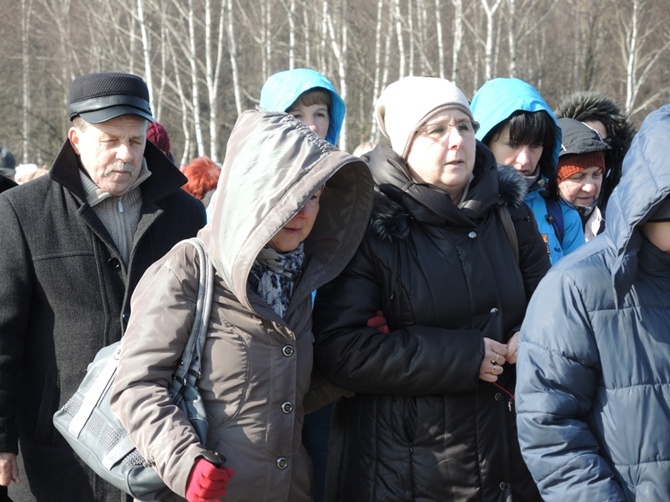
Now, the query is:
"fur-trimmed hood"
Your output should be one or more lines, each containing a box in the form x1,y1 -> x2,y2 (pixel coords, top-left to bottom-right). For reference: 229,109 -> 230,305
365,143 -> 527,242
554,91 -> 635,168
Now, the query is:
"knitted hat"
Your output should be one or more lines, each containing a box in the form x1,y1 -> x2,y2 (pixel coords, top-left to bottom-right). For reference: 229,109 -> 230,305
0,146 -> 17,178
375,76 -> 474,158
146,122 -> 172,157
68,72 -> 153,123
556,117 -> 610,183
556,152 -> 606,183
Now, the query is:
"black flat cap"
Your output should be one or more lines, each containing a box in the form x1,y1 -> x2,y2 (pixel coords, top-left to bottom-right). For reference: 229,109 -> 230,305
68,72 -> 154,123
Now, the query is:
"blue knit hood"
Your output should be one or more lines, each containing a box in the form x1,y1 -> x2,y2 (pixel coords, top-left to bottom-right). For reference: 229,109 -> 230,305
259,68 -> 346,145
470,78 -> 562,169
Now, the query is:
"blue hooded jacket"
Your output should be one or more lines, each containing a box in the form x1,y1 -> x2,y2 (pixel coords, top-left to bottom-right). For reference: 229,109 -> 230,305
207,69 -> 346,222
516,104 -> 670,501
471,78 -> 584,264
259,68 -> 346,146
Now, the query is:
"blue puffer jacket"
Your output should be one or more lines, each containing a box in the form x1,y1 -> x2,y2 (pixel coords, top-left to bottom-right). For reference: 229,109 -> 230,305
471,78 -> 584,264
516,104 -> 670,501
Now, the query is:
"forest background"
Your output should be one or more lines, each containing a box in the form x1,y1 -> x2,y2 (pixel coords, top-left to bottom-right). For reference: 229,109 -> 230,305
1,0 -> 669,168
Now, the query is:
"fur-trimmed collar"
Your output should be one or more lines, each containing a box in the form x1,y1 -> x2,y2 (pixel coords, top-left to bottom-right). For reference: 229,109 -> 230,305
370,165 -> 527,242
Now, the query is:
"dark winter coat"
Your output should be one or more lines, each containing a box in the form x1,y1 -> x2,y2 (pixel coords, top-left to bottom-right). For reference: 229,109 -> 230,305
313,143 -> 550,501
516,104 -> 670,501
0,174 -> 17,193
0,140 -> 206,502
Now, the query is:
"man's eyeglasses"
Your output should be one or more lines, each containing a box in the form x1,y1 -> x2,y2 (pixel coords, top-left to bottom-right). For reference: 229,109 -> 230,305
416,121 -> 480,140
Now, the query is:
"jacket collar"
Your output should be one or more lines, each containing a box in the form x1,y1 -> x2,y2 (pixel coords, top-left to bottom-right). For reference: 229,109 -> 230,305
49,138 -> 187,204
367,144 -> 527,242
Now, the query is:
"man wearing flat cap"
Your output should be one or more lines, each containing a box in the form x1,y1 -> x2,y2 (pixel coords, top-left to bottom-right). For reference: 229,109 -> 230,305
0,72 -> 206,501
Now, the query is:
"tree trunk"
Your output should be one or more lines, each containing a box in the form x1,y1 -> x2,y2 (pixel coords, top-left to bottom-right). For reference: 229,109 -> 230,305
136,0 -> 153,110
481,0 -> 503,81
227,0 -> 242,116
393,0 -> 406,77
187,0 -> 204,156
370,0 -> 385,139
21,0 -> 31,163
450,0 -> 463,83
324,0 -> 348,149
506,0 -> 517,77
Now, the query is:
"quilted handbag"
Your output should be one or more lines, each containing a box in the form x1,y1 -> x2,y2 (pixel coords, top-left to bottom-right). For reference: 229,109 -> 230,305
53,237 -> 214,500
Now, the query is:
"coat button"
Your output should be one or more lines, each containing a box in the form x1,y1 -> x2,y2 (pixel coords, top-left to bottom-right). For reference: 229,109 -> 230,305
499,481 -> 510,491
282,345 -> 294,357
122,312 -> 130,325
276,457 -> 288,469
468,231 -> 477,239
490,307 -> 499,316
281,401 -> 293,414
107,257 -> 121,269
494,392 -> 503,401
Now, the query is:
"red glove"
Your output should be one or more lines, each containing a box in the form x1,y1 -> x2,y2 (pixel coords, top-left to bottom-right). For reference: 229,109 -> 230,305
185,456 -> 235,502
367,310 -> 390,334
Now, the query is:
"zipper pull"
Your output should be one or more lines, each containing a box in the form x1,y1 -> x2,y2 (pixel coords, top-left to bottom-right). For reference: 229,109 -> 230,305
117,197 -> 124,213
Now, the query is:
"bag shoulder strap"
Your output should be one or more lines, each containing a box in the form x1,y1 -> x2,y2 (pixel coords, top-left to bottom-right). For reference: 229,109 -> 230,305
171,237 -> 214,388
497,205 -> 519,264
544,197 -> 565,244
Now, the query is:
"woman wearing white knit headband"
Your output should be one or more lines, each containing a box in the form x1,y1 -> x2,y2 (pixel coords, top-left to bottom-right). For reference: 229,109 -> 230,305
312,76 -> 549,501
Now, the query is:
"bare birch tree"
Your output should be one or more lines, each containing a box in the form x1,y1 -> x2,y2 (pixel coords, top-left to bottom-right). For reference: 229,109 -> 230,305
393,0 -> 407,77
407,0 -> 415,75
287,0 -> 297,69
152,5 -> 169,120
201,0 -> 227,161
136,0 -> 153,107
6,0 -> 670,169
450,0 -> 463,83
481,0 -> 503,81
303,4 -> 312,67
415,0 -> 428,75
617,0 -> 670,115
21,0 -> 32,163
186,0 -> 204,156
166,34 -> 194,166
226,0 -> 243,118
369,0 -> 385,138
324,0 -> 348,149
434,0 -> 445,79
506,0 -> 517,77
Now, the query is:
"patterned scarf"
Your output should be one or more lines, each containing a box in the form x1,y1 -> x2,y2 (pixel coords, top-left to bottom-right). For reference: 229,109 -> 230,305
250,243 -> 305,318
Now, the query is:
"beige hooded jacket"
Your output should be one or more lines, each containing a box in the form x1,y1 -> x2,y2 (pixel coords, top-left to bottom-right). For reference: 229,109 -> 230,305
110,109 -> 373,501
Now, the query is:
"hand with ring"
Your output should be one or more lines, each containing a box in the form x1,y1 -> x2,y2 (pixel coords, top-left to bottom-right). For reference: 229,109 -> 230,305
479,337 -> 508,383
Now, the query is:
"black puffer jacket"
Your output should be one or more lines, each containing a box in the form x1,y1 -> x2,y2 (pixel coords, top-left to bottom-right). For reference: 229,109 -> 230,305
313,143 -> 549,501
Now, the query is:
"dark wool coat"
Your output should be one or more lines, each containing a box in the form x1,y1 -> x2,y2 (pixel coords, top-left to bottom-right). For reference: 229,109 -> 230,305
0,174 -> 17,193
0,140 -> 206,502
313,143 -> 550,502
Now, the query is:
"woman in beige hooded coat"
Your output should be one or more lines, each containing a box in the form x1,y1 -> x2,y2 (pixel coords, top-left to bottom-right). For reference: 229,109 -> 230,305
110,109 -> 373,501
